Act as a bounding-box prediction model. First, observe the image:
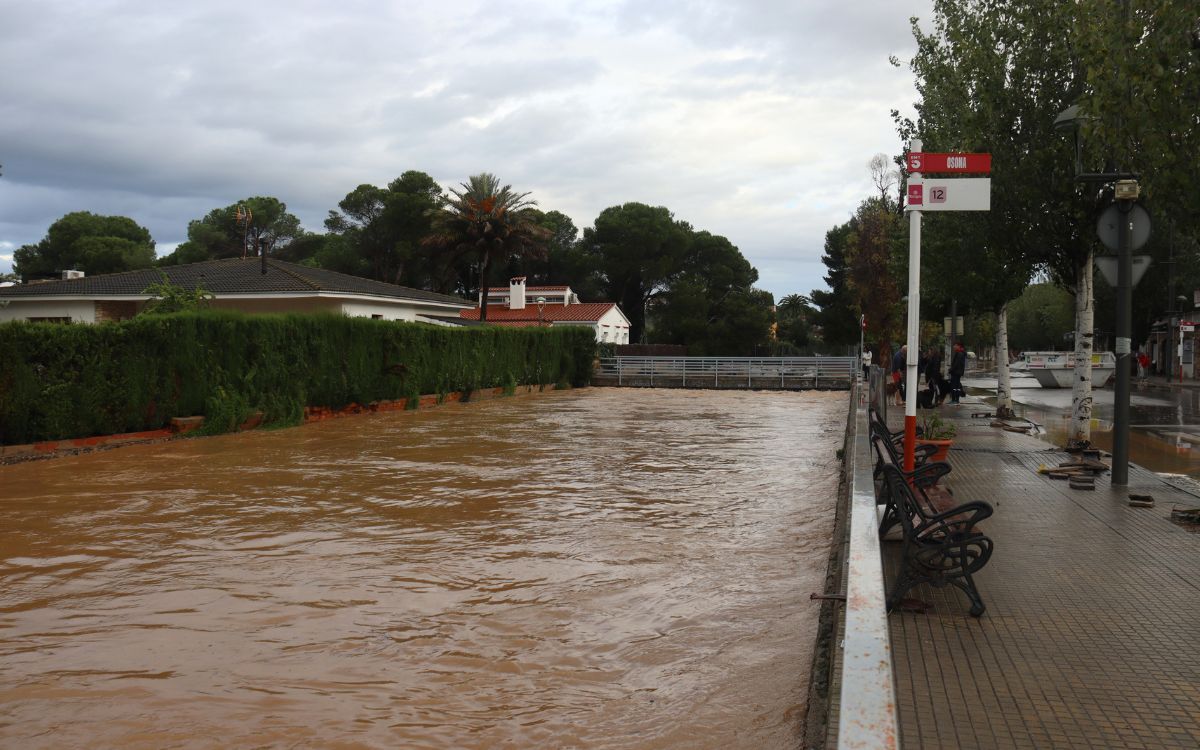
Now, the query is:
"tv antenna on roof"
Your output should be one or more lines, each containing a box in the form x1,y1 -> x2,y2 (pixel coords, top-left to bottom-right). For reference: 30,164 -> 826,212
235,204 -> 254,259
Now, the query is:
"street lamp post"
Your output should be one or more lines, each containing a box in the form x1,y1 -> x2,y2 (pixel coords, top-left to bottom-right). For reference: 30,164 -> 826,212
536,296 -> 546,327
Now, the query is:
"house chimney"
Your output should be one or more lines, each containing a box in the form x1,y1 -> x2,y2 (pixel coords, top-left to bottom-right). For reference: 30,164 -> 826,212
509,276 -> 526,310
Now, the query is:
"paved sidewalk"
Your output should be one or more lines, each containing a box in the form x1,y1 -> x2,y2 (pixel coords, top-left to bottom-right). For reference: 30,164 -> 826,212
877,398 -> 1200,749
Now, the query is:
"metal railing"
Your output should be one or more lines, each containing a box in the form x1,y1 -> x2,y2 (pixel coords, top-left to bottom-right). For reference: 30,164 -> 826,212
596,356 -> 856,389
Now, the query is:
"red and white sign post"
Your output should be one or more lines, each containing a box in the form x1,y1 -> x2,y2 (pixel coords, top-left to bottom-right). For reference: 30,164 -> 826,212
900,141 -> 992,470
901,139 -> 924,470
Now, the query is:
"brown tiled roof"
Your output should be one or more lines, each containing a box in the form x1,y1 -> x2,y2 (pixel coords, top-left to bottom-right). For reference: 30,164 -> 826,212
485,285 -> 570,292
0,258 -> 472,307
460,302 -> 617,323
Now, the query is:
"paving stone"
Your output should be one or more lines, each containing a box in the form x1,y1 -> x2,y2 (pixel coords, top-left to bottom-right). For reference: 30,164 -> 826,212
840,401 -> 1200,749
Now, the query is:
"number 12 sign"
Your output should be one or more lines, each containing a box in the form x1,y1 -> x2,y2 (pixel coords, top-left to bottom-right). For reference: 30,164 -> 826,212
905,178 -> 990,211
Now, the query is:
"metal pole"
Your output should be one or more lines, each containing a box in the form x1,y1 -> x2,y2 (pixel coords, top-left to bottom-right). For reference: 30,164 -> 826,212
1113,201 -> 1132,485
904,138 -> 923,472
859,314 -> 865,382
949,298 -> 957,360
1167,220 -> 1175,380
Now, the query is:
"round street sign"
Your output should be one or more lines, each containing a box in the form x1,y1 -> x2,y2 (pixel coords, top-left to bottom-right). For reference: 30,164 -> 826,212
1097,202 -> 1151,252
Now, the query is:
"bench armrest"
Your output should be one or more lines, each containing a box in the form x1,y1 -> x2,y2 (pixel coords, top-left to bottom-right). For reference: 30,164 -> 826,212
918,500 -> 993,536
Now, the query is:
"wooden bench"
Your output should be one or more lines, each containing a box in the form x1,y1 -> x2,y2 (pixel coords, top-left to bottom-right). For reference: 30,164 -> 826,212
878,463 -> 994,617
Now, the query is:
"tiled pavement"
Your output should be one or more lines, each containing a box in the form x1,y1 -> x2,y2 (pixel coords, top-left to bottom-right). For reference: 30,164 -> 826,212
836,399 -> 1200,749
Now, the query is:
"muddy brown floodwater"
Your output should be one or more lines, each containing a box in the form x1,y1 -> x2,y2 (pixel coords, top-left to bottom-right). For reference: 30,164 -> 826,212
0,388 -> 846,749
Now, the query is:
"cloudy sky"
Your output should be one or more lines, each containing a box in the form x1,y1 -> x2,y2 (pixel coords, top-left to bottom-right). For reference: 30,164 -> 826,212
0,0 -> 933,299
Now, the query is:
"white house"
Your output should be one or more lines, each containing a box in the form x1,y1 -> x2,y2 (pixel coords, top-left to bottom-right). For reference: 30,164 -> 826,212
0,258 -> 475,324
461,277 -> 631,343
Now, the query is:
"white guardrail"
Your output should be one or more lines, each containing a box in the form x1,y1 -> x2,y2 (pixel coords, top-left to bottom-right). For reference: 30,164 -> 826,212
597,356 -> 856,388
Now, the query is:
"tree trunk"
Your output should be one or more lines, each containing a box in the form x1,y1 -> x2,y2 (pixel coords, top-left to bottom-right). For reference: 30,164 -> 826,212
479,254 -> 492,322
1069,250 -> 1095,446
996,302 -> 1015,418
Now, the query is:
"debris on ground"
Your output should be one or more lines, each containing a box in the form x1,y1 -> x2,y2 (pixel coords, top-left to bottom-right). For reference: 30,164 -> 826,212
1038,456 -> 1110,489
1128,494 -> 1155,508
1170,507 -> 1200,528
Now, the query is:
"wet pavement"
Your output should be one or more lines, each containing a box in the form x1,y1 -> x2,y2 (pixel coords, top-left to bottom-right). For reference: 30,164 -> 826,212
831,391 -> 1200,749
964,373 -> 1200,479
0,388 -> 844,749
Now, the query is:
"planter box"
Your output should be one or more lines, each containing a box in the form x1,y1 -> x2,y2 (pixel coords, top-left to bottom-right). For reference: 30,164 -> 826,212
916,438 -> 952,463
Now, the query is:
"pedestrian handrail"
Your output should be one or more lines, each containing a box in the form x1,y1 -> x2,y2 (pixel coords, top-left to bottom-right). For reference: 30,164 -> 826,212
597,356 -> 856,389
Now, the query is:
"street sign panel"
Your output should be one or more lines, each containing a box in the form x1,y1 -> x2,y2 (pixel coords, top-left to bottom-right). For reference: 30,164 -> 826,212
907,152 -> 991,173
907,184 -> 923,206
1094,255 -> 1152,288
1097,202 -> 1151,252
904,178 -> 990,211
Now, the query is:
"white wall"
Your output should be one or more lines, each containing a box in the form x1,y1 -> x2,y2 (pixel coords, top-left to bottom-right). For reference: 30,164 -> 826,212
596,307 -> 631,344
0,295 -> 470,324
0,299 -> 97,323
339,299 -> 424,321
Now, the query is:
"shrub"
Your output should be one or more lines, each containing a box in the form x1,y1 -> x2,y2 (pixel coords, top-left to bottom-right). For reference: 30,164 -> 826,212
0,312 -> 596,444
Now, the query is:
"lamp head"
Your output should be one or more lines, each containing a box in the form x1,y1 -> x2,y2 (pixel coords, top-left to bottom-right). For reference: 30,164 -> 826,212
1053,104 -> 1083,133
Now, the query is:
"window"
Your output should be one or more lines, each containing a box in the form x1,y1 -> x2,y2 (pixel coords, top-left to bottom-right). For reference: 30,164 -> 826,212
371,314 -> 384,320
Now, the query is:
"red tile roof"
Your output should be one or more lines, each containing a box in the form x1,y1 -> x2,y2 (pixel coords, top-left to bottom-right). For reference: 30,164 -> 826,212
460,302 -> 617,323
484,285 -> 570,292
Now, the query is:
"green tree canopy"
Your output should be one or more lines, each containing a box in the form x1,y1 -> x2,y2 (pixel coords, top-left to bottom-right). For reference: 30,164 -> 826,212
810,222 -> 860,348
775,293 -> 817,351
161,196 -> 304,265
1005,283 -> 1075,351
423,173 -> 550,320
14,211 -> 156,278
811,197 -> 906,358
582,202 -> 691,344
651,231 -> 772,355
323,171 -> 446,287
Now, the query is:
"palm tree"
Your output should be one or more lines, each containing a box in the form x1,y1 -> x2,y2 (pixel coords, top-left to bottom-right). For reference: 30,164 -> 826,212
424,173 -> 550,321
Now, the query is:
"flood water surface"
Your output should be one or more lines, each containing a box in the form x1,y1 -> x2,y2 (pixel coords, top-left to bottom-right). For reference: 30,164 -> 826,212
0,388 -> 845,749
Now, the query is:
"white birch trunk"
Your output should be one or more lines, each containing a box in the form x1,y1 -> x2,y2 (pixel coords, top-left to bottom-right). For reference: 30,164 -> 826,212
1069,251 -> 1095,445
996,303 -> 1014,418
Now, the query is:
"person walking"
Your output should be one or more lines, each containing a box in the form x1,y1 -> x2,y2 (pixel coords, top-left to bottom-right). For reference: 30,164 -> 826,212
891,344 -> 907,406
949,342 -> 967,405
862,348 -> 872,379
1137,351 -> 1150,383
925,346 -> 946,405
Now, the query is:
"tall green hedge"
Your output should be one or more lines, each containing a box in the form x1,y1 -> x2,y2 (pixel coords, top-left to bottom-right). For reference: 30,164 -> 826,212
0,312 -> 596,445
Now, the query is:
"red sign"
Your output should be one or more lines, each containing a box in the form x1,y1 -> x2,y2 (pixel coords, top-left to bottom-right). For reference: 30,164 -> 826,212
907,152 -> 991,174
907,184 -> 923,206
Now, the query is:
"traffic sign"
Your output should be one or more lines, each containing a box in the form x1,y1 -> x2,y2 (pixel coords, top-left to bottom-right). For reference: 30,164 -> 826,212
1097,202 -> 1151,252
904,178 -> 991,211
907,152 -> 991,174
1182,322 -> 1195,332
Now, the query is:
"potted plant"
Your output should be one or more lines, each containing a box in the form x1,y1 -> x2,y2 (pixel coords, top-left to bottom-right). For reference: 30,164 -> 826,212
916,411 -> 957,462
